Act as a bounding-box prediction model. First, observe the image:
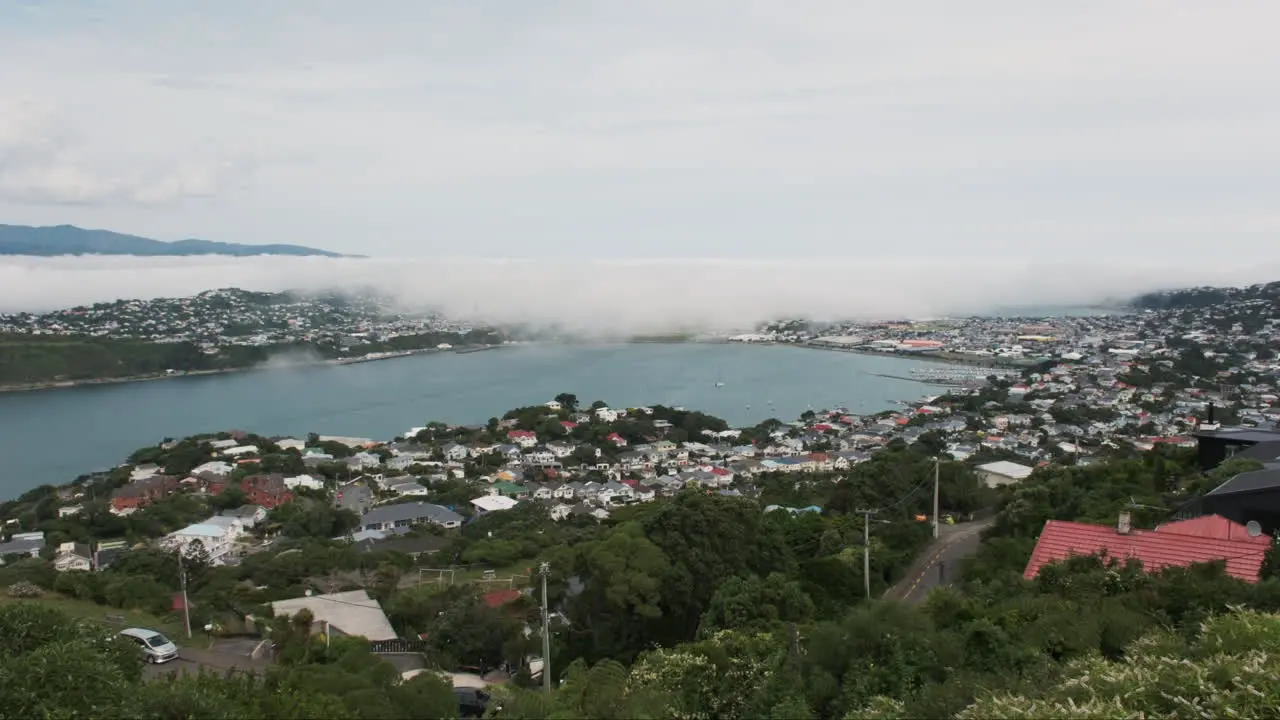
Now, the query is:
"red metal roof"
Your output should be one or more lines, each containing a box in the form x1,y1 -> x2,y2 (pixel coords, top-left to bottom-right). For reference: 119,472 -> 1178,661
1024,514 -> 1271,584
1156,515 -> 1271,544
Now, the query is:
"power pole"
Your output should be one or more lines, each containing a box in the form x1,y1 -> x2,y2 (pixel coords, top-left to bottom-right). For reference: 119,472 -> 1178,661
539,562 -> 551,693
857,509 -> 876,600
932,457 -> 941,540
177,552 -> 192,639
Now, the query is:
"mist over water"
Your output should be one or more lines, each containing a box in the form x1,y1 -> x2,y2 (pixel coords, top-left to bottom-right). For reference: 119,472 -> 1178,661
3,255 -> 1280,332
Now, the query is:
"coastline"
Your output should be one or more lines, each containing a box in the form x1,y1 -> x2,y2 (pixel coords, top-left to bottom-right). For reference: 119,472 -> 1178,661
0,338 -> 1022,396
0,344 -> 511,395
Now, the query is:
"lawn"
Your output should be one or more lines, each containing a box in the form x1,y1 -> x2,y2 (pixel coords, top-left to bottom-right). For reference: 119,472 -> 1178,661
0,593 -> 201,644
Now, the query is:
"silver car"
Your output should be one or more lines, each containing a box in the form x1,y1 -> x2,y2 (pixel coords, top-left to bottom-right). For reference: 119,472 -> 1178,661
119,627 -> 179,664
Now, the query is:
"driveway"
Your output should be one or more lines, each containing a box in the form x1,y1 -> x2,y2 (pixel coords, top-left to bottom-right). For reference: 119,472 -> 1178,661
886,518 -> 994,603
143,639 -> 271,681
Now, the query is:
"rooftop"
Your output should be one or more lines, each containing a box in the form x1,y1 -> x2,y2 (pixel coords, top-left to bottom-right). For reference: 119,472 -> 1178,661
1024,515 -> 1271,583
976,460 -> 1035,479
270,589 -> 397,642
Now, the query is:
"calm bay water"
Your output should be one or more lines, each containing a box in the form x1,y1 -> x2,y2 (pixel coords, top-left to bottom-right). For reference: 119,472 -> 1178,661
0,343 -> 937,500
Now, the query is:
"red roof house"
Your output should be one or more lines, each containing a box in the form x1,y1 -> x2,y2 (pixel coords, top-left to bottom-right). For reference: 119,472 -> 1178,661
605,432 -> 627,447
109,475 -> 180,512
240,474 -> 293,509
1024,513 -> 1272,584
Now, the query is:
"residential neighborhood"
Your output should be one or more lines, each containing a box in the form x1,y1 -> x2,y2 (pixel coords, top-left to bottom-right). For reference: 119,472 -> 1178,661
4,281 -> 1280,717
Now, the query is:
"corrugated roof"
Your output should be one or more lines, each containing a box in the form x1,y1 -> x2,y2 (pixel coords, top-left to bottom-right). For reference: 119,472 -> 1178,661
1155,515 -> 1271,544
1206,468 -> 1280,497
270,589 -> 397,641
1024,515 -> 1271,583
976,460 -> 1035,479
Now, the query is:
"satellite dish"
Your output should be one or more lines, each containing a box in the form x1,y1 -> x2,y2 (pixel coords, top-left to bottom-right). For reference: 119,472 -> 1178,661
1246,521 -> 1263,538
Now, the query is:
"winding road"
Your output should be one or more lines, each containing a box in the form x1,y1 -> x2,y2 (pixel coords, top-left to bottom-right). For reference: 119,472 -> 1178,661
886,518 -> 994,603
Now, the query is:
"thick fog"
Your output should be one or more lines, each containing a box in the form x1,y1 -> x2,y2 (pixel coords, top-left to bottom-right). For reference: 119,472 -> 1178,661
3,255 -> 1279,334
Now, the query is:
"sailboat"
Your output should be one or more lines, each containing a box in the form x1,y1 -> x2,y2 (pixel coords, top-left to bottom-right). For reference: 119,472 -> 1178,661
714,372 -> 725,388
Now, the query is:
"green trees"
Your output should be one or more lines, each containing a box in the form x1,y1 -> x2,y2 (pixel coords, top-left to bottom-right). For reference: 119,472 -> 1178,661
862,609 -> 1280,719
700,572 -> 815,634
0,602 -> 142,717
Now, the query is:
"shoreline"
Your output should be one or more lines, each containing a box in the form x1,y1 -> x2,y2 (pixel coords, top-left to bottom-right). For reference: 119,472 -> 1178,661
0,338 -> 1024,396
0,344 -> 510,395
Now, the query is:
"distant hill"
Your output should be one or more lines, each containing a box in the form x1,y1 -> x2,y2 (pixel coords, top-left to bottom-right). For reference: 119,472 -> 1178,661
0,224 -> 348,258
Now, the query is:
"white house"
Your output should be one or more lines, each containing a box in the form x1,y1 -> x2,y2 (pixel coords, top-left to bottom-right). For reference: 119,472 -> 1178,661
222,445 -> 259,457
163,521 -> 238,565
550,504 -> 573,522
390,482 -> 431,497
471,495 -> 519,514
221,505 -> 268,529
130,464 -> 162,481
975,460 -> 1035,488
284,474 -> 325,491
594,407 -> 619,423
54,542 -> 93,572
526,450 -> 556,467
191,461 -> 233,476
386,456 -> 417,472
547,442 -> 575,459
507,431 -> 538,448
442,443 -> 470,461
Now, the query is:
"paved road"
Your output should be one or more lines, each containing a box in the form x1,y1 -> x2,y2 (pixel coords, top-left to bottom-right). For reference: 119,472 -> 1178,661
143,642 -> 270,681
886,518 -> 994,603
335,482 -> 373,516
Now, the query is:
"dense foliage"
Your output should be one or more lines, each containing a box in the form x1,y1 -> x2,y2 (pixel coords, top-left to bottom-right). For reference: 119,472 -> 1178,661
0,601 -> 458,719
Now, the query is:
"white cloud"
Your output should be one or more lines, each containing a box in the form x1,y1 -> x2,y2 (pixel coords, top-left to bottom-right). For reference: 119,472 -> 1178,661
0,2 -> 1279,260
2,255 -> 1278,336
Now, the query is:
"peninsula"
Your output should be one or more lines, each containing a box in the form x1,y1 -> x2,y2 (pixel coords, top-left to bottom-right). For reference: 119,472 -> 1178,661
0,288 -> 502,390
0,223 -> 347,257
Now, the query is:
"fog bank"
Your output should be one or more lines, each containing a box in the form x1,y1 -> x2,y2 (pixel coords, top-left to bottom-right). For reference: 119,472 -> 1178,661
3,255 -> 1278,333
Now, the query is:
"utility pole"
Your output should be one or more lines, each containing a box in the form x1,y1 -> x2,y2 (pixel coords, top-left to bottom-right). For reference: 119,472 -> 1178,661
177,552 -> 192,639
539,562 -> 552,693
932,457 -> 941,540
857,509 -> 876,600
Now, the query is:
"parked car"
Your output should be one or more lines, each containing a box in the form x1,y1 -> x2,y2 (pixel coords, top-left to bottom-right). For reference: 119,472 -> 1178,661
454,687 -> 494,718
119,627 -> 179,664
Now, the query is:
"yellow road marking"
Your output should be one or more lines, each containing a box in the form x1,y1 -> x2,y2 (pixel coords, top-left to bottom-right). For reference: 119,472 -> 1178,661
894,524 -> 988,601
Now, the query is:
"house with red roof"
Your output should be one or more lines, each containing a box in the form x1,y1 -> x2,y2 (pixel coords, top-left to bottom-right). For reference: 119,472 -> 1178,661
241,474 -> 293,509
605,432 -> 628,448
559,421 -> 577,431
1024,512 -> 1272,584
507,430 -> 538,448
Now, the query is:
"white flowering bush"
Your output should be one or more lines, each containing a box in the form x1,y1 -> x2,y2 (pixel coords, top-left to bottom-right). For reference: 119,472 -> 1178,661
847,609 -> 1280,719
953,609 -> 1280,719
627,629 -> 787,720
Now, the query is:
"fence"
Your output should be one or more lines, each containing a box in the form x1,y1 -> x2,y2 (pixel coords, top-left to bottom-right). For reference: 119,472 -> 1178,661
370,638 -> 431,654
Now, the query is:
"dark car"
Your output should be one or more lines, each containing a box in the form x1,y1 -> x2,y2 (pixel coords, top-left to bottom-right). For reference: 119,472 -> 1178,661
454,687 -> 493,718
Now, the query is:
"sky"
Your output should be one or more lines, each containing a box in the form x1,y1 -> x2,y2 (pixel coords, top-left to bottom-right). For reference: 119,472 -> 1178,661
3,1 -> 1280,263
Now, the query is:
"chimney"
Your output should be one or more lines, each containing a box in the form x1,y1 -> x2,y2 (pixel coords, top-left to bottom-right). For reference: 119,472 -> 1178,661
1117,510 -> 1132,535
1207,402 -> 1216,424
